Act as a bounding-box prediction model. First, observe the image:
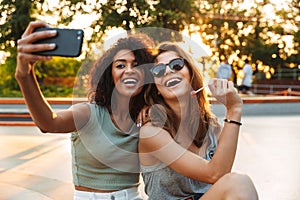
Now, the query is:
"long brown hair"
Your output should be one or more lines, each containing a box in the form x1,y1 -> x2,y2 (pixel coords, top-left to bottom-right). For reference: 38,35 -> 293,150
144,42 -> 219,147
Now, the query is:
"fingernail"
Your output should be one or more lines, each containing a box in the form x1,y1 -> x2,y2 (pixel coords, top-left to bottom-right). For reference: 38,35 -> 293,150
49,30 -> 57,35
49,43 -> 56,48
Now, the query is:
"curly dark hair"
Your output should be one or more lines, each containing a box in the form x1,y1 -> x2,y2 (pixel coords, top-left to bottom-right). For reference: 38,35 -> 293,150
88,33 -> 155,122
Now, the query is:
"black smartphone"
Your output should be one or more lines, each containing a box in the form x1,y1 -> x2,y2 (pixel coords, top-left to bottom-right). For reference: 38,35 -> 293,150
33,27 -> 84,57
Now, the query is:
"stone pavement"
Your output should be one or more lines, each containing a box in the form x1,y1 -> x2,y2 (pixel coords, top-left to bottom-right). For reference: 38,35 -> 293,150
0,98 -> 300,200
0,127 -> 73,200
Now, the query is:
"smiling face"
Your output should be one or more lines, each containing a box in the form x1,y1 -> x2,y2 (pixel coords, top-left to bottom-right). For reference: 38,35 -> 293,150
112,49 -> 145,98
154,51 -> 191,101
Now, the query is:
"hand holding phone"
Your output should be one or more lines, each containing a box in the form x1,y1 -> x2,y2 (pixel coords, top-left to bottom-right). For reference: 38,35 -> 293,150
33,27 -> 84,57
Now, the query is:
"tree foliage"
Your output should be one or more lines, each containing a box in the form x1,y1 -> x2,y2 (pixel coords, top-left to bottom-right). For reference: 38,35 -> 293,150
0,0 -> 299,96
0,0 -> 45,96
0,0 -> 45,51
46,0 -> 198,43
194,0 -> 299,80
0,0 -> 199,96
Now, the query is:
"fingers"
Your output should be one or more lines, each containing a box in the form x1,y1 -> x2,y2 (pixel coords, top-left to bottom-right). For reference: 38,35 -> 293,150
208,79 -> 226,105
17,21 -> 57,63
17,26 -> 57,46
137,110 -> 143,127
16,21 -> 56,77
17,42 -> 56,54
208,78 -> 241,106
19,29 -> 57,45
227,80 -> 236,92
21,21 -> 49,38
18,20 -> 57,54
208,78 -> 229,94
208,78 -> 235,91
17,38 -> 55,67
137,107 -> 151,127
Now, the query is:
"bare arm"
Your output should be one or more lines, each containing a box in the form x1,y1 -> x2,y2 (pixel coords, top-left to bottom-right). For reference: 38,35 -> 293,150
15,21 -> 89,133
139,79 -> 242,184
205,78 -> 242,180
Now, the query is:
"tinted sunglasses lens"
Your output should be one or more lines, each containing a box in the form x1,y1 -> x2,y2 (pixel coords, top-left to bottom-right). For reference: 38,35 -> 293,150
170,58 -> 184,71
151,64 -> 166,77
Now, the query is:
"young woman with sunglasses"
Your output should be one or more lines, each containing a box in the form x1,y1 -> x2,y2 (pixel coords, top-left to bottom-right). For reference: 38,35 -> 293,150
16,21 -> 154,200
138,42 -> 258,199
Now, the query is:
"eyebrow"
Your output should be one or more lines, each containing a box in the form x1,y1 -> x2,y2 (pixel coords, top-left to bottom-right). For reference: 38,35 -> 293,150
113,59 -> 137,63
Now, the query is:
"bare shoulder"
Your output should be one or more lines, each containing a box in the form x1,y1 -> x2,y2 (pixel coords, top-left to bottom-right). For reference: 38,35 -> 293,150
69,102 -> 91,130
70,102 -> 90,111
140,122 -> 164,138
139,123 -> 174,152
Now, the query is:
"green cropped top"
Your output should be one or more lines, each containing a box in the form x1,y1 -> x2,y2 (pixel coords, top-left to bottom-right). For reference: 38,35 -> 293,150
70,103 -> 140,190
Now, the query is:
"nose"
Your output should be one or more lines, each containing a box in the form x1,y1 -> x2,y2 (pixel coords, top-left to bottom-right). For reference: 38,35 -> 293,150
164,64 -> 174,75
124,64 -> 135,74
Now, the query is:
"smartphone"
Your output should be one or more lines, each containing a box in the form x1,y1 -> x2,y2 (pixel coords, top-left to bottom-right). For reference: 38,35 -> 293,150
33,27 -> 84,57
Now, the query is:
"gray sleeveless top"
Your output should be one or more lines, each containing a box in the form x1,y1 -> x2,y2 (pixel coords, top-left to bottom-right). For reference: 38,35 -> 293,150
141,131 -> 218,200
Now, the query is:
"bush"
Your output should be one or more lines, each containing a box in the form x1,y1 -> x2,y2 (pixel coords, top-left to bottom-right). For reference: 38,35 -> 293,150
0,56 -> 83,97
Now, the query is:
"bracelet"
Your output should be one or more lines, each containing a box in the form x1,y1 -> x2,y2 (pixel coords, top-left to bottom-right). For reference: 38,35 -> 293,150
224,119 -> 242,126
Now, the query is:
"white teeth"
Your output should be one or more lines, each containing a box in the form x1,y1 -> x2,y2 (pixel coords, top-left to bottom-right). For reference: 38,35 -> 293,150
123,78 -> 137,84
166,78 -> 181,87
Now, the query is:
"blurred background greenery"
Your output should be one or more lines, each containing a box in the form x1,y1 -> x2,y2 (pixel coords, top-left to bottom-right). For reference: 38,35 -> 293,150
0,0 -> 299,97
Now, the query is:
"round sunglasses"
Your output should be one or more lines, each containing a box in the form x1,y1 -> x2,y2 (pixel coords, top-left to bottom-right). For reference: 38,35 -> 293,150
150,58 -> 185,78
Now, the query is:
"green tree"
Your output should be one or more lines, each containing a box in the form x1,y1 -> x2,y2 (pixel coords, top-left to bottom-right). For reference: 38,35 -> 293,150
0,0 -> 45,96
194,0 -> 299,82
49,0 -> 198,43
1,0 -> 298,97
34,57 -> 83,97
0,0 -> 199,97
0,0 -> 44,52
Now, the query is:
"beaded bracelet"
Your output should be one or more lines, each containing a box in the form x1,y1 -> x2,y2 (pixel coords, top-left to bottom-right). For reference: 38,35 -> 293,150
224,119 -> 242,126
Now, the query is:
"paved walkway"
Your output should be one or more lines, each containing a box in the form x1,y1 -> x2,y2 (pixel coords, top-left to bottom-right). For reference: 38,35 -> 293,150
0,126 -> 73,199
0,100 -> 300,199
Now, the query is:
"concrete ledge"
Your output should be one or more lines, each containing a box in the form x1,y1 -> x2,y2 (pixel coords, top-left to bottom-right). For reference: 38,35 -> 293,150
0,96 -> 300,105
0,98 -> 87,105
1,96 -> 299,126
211,95 -> 300,104
212,102 -> 300,117
0,121 -> 35,126
0,113 -> 31,118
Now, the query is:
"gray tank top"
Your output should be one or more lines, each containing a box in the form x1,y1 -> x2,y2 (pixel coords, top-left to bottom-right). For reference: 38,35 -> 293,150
141,131 -> 218,200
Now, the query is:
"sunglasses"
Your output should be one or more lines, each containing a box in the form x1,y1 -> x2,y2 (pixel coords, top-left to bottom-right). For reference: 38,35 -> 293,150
150,58 -> 185,78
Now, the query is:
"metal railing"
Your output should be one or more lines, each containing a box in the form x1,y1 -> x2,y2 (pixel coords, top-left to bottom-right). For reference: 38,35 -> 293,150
252,84 -> 300,95
272,68 -> 299,80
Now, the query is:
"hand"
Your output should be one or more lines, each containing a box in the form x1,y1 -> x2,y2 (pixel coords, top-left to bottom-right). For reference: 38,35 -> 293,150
16,21 -> 57,77
137,106 -> 151,127
208,78 -> 243,112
